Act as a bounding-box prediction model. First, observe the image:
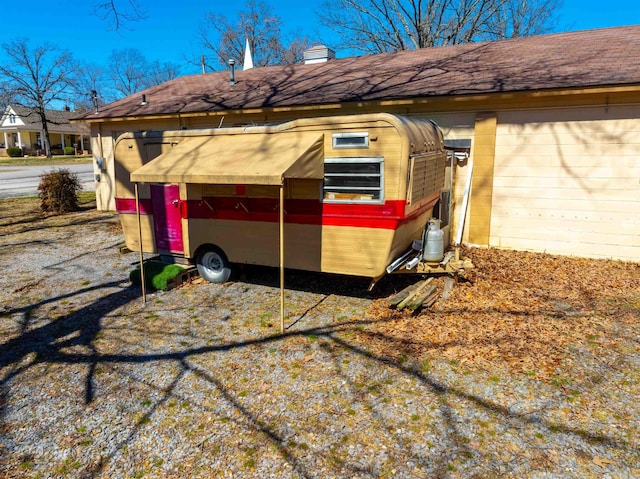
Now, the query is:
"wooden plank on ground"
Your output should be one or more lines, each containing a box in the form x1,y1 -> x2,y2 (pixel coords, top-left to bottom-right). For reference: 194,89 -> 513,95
406,284 -> 437,311
388,280 -> 427,307
396,278 -> 434,310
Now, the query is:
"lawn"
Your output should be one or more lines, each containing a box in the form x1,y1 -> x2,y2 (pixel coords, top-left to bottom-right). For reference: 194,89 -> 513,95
0,154 -> 92,166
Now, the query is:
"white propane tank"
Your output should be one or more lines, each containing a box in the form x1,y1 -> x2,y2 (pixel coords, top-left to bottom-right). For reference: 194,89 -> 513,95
423,218 -> 444,262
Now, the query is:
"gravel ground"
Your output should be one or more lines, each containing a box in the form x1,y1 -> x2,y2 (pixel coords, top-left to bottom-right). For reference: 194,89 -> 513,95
0,205 -> 638,478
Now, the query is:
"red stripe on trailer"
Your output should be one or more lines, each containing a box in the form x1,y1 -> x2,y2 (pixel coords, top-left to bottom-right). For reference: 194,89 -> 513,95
115,197 -> 153,214
115,196 -> 436,230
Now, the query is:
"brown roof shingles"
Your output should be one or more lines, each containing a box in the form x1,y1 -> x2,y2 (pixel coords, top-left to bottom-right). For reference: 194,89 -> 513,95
9,106 -> 90,134
77,25 -> 640,121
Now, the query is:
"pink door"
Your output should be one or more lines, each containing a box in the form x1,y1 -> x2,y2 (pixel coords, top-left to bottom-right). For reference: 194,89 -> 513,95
151,184 -> 184,254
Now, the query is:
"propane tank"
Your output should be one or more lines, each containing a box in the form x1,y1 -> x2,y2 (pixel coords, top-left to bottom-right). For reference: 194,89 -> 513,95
422,218 -> 444,262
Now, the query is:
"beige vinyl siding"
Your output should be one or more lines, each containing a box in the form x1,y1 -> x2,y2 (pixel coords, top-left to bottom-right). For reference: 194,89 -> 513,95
492,106 -> 640,260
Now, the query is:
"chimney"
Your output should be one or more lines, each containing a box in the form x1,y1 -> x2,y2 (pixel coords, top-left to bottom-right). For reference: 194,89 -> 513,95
303,45 -> 335,65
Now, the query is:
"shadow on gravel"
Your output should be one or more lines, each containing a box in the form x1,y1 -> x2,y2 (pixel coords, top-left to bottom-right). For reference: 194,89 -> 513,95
234,263 -> 436,299
0,277 -> 634,477
0,214 -> 114,239
0,282 -> 139,401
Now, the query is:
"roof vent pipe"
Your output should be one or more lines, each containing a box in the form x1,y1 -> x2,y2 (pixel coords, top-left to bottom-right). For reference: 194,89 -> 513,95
228,59 -> 235,86
91,90 -> 99,113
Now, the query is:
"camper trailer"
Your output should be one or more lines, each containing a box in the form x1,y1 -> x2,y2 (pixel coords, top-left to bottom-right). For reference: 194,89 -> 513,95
113,113 -> 457,284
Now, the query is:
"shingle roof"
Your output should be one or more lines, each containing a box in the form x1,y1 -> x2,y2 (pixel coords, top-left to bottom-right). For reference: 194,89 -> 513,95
6,106 -> 89,134
77,25 -> 640,121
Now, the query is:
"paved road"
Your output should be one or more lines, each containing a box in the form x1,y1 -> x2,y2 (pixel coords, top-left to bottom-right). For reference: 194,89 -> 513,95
0,163 -> 95,199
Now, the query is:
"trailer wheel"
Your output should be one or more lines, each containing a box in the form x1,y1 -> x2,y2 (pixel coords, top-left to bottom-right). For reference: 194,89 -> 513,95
196,246 -> 231,283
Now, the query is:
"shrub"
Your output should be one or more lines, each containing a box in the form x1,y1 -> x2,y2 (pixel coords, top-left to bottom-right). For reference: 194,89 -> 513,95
50,149 -> 64,156
38,169 -> 82,214
6,147 -> 23,157
64,146 -> 75,156
130,261 -> 185,291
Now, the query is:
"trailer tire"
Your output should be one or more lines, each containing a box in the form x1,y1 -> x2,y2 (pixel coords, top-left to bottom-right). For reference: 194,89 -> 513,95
196,246 -> 231,283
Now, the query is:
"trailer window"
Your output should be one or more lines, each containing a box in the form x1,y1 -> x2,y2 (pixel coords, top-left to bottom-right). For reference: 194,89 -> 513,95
323,157 -> 383,203
332,132 -> 369,149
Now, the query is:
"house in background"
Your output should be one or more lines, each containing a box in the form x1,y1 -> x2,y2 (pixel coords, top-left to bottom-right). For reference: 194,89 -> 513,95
75,25 -> 640,263
0,105 -> 91,156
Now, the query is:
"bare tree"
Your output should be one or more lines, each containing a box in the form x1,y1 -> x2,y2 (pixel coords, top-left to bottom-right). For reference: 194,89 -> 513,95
93,0 -> 146,30
0,81 -> 16,106
0,38 -> 77,158
199,0 -> 313,70
107,48 -> 181,98
108,48 -> 149,97
483,0 -> 560,39
146,60 -> 181,86
318,0 -> 562,54
72,63 -> 113,112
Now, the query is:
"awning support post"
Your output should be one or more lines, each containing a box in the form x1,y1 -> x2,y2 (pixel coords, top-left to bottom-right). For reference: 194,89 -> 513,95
279,184 -> 285,334
135,183 -> 147,304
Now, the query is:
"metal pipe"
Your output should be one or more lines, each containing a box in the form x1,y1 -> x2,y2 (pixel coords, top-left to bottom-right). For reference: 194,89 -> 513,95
228,59 -> 235,86
135,183 -> 146,304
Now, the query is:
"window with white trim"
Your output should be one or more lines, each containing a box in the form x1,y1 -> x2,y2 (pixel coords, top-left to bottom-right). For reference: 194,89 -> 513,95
332,132 -> 369,149
323,157 -> 384,203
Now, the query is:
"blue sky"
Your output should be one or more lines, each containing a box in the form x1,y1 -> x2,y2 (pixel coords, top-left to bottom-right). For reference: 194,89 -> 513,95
1,0 -> 638,77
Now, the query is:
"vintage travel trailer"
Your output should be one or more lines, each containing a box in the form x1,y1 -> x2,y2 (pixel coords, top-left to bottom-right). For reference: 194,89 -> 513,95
114,113 -> 458,285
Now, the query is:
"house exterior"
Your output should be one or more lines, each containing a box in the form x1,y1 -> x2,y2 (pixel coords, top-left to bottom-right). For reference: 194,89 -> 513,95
75,26 -> 640,263
0,105 -> 91,156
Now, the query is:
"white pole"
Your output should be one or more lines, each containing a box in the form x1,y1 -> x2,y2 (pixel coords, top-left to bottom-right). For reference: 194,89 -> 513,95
455,158 -> 473,246
135,183 -> 147,303
280,184 -> 285,334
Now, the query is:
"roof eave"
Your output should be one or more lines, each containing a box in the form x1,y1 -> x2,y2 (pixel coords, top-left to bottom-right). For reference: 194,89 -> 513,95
75,83 -> 640,124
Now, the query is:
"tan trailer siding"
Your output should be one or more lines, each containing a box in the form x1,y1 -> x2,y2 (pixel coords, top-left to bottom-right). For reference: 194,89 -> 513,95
492,106 -> 640,261
187,220 -> 407,278
319,226 -> 395,277
92,119 -> 183,210
201,180 -> 321,200
311,121 -> 404,200
184,214 -> 413,278
120,213 -> 156,252
114,140 -> 175,199
187,219 -> 323,272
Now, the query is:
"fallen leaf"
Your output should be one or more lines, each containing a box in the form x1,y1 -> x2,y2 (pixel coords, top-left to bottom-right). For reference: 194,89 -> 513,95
593,456 -> 615,467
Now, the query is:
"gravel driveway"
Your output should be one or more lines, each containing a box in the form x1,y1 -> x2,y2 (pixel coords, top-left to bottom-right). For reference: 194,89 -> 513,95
0,205 -> 638,478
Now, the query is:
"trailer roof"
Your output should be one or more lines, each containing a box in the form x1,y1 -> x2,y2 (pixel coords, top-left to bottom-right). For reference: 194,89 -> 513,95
130,131 -> 324,185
